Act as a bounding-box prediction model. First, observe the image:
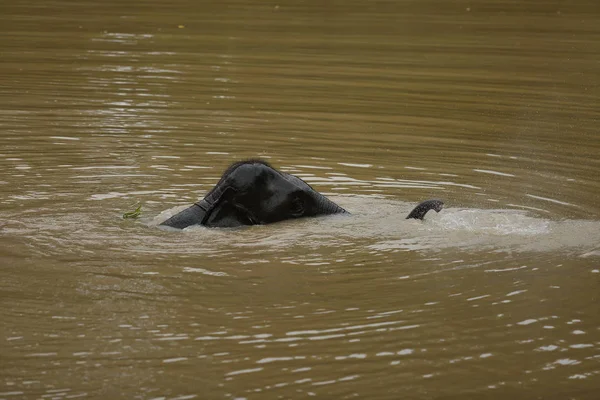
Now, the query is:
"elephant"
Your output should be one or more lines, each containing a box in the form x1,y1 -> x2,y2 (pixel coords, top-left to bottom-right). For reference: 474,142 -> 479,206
159,160 -> 443,229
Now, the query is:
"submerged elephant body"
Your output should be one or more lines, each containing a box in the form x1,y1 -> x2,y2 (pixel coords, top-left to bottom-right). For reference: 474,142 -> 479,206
160,160 -> 442,229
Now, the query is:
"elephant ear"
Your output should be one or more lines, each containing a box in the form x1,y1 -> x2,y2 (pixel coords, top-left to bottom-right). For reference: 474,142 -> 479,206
202,180 -> 235,210
203,199 -> 254,227
200,186 -> 241,226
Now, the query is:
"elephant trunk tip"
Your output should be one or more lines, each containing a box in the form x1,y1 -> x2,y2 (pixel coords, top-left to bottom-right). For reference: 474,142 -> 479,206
406,199 -> 444,220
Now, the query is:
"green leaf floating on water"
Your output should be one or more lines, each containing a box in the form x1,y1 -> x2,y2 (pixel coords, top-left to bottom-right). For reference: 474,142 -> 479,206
123,204 -> 142,219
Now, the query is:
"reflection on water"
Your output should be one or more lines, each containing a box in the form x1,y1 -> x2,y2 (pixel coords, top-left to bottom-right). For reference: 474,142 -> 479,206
1,0 -> 600,399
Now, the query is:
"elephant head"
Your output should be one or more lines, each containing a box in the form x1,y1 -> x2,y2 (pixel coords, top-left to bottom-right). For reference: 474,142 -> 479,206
160,160 -> 347,229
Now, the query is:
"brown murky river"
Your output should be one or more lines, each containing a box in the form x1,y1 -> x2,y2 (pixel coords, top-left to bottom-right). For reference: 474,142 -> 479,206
1,1 -> 599,399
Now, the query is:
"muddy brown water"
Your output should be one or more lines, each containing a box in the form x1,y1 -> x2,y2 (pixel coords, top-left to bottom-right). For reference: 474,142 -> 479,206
1,1 -> 600,399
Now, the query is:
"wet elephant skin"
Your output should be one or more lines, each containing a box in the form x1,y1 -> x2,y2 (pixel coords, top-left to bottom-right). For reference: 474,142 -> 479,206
160,160 -> 348,229
160,160 -> 443,229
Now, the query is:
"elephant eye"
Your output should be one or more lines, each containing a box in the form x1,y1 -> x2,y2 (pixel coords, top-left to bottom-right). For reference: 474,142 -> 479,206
290,197 -> 304,217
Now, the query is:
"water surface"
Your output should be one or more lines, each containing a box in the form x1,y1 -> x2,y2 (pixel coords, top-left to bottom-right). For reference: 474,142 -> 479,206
1,0 -> 599,399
